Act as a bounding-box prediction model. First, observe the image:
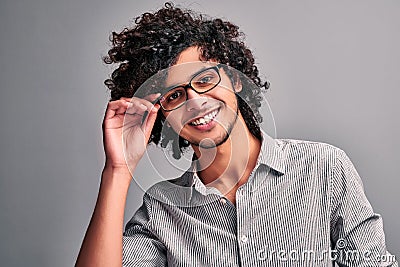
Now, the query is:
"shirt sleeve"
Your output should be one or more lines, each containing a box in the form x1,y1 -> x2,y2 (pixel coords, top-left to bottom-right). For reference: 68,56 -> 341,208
122,193 -> 167,267
330,149 -> 398,267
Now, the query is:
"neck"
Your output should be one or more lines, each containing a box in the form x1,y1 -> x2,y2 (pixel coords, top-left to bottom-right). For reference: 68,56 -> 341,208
192,114 -> 261,196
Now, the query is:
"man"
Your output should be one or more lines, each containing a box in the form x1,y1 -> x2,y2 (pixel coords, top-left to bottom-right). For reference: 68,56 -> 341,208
75,3 -> 398,266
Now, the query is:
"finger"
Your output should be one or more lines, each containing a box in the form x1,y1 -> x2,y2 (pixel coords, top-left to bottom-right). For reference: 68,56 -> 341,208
125,101 -> 148,116
120,97 -> 132,102
127,96 -> 157,113
124,98 -> 158,129
105,97 -> 159,125
105,98 -> 149,119
123,101 -> 153,129
107,101 -> 144,120
120,94 -> 159,104
142,104 -> 160,141
133,94 -> 161,125
142,93 -> 161,103
104,100 -> 130,119
123,94 -> 161,110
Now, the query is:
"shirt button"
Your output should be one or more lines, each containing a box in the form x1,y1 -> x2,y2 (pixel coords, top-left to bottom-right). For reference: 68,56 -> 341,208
240,235 -> 248,243
220,198 -> 227,204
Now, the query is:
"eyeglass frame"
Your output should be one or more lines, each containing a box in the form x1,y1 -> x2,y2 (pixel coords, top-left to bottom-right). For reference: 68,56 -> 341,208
155,63 -> 224,112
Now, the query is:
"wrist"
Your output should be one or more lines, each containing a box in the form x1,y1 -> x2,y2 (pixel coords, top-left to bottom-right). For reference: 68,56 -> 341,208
101,165 -> 134,188
103,160 -> 136,173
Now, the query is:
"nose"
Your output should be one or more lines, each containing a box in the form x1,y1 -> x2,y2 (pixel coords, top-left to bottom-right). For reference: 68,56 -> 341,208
185,88 -> 208,111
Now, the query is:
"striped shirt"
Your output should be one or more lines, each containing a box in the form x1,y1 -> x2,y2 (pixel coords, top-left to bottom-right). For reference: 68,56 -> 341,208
122,133 -> 398,266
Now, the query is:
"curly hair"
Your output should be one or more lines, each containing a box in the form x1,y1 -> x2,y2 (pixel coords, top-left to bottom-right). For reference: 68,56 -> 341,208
104,2 -> 269,159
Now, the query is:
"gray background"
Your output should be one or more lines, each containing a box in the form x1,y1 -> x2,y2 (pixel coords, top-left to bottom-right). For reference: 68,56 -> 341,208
0,0 -> 398,266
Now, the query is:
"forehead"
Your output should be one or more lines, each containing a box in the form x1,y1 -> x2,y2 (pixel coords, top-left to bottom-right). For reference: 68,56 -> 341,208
135,47 -> 220,97
165,62 -> 211,87
175,46 -> 203,64
165,46 -> 218,87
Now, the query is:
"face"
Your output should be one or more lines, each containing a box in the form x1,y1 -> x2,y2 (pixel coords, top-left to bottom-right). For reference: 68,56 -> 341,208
161,47 -> 242,148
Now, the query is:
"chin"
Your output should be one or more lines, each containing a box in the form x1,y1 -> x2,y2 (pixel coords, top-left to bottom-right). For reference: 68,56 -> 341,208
188,120 -> 235,148
198,134 -> 230,148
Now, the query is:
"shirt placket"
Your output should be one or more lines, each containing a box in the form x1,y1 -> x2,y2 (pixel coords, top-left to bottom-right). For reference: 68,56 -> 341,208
236,181 -> 254,266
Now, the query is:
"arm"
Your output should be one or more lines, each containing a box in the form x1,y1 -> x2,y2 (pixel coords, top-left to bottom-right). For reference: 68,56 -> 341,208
75,95 -> 160,267
122,193 -> 167,266
75,166 -> 132,267
330,149 -> 398,267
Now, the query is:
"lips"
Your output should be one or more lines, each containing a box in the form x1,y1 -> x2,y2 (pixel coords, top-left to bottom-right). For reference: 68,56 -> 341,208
187,109 -> 219,126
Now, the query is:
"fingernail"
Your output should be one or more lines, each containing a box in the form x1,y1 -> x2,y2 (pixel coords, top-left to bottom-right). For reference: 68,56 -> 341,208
139,104 -> 147,110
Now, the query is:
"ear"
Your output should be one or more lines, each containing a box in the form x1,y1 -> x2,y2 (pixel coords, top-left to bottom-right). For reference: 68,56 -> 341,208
233,73 -> 243,93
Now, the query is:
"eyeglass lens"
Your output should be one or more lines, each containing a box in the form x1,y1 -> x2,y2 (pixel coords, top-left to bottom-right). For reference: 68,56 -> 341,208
160,67 -> 221,111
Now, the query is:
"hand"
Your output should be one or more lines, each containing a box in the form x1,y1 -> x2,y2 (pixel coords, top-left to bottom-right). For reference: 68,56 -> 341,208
102,94 -> 160,172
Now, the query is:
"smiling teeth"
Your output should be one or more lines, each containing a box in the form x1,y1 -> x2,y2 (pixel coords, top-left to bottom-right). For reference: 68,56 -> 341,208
190,110 -> 218,126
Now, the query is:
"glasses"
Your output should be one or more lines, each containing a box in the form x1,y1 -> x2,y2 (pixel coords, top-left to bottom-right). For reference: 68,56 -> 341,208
158,64 -> 222,111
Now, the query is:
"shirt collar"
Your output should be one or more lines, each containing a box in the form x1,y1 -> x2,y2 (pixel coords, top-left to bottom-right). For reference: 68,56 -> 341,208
177,132 -> 286,204
257,131 -> 286,175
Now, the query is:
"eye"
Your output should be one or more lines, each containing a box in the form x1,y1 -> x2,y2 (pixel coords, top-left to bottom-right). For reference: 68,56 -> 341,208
192,68 -> 219,89
193,75 -> 215,88
199,76 -> 213,84
165,88 -> 185,103
169,91 -> 181,100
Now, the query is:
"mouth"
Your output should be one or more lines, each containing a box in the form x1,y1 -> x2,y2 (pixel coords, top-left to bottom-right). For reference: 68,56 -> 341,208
187,108 -> 220,126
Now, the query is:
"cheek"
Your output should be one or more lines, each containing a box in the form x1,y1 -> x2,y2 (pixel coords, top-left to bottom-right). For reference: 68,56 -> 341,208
218,91 -> 238,109
163,111 -> 184,129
